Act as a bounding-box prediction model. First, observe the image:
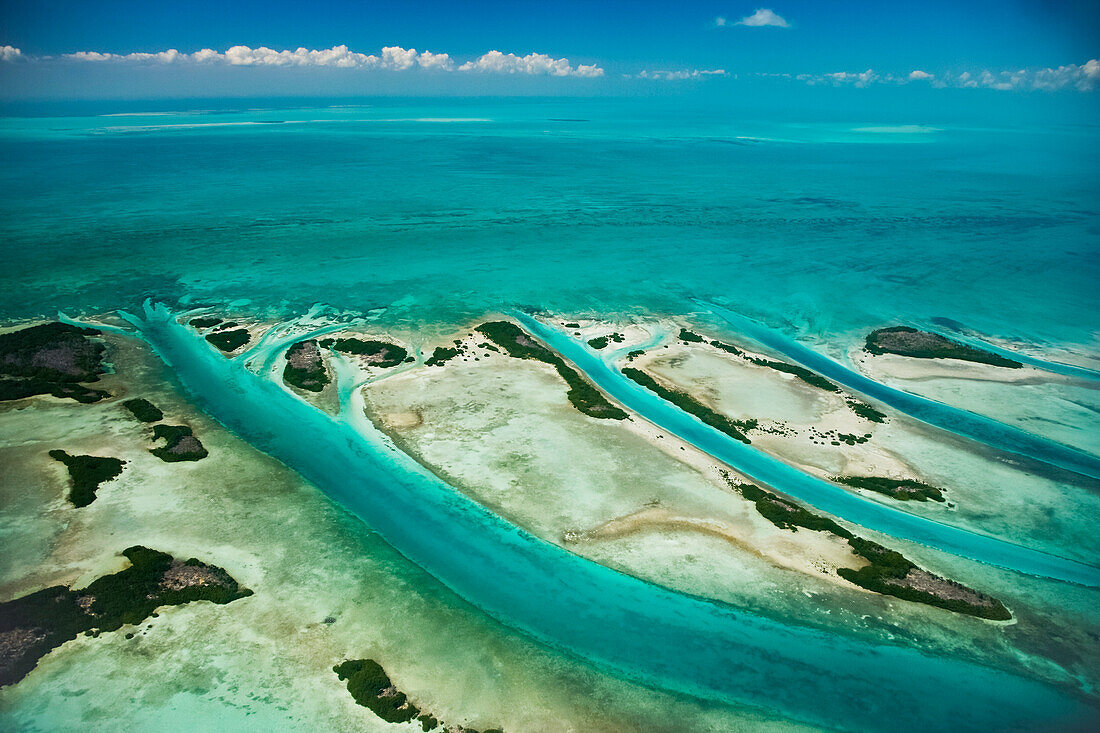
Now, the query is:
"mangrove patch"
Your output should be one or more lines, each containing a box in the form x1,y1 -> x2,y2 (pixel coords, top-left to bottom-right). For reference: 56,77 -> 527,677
865,326 -> 1021,368
475,321 -> 627,420
121,397 -> 163,423
283,340 -> 330,392
0,546 -> 251,687
205,328 -> 251,353
834,475 -> 946,502
333,658 -> 503,733
622,367 -> 755,443
318,337 -> 408,368
188,316 -> 222,329
48,450 -> 125,507
0,322 -> 110,403
150,424 -> 208,462
722,473 -> 1008,619
587,332 -> 625,350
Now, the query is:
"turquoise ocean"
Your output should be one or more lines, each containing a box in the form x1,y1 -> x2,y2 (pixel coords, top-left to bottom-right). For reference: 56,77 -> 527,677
2,98 -> 1099,730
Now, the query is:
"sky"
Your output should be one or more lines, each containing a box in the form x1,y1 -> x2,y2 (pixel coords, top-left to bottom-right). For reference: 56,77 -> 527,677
0,1 -> 1097,106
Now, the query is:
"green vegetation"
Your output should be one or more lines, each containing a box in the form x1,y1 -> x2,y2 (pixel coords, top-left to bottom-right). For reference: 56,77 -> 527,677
0,322 -> 110,403
722,474 -> 1008,619
424,346 -> 461,366
622,367 -> 755,443
333,659 -> 502,732
205,328 -> 251,353
476,321 -> 627,420
333,659 -> 420,724
747,355 -> 840,392
0,546 -> 251,687
736,481 -> 852,537
318,337 -> 408,367
865,326 -> 1021,368
48,450 -> 125,507
709,339 -> 743,356
845,399 -> 888,423
626,349 -> 645,361
150,424 -> 208,462
834,475 -> 945,502
282,340 -> 329,392
188,316 -> 222,329
563,322 -> 580,329
838,538 -> 1010,620
678,328 -> 705,343
587,332 -> 625,350
121,397 -> 163,423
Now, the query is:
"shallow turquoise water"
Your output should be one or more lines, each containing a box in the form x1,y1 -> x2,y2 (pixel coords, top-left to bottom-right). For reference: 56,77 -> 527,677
3,98 -> 1099,729
1,99 -> 1098,355
120,302 -> 1096,731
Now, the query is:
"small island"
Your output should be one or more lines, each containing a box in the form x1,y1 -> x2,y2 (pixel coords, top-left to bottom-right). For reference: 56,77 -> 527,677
0,322 -> 111,403
834,475 -> 946,502
318,337 -> 408,367
48,449 -> 125,507
0,546 -> 251,687
334,658 -> 502,733
204,327 -> 251,353
150,424 -> 208,462
729,476 -> 1008,619
121,397 -> 164,423
283,339 -> 330,392
865,326 -> 1022,368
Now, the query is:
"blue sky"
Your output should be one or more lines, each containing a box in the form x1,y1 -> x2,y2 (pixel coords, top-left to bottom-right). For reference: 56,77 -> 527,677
1,1 -> 1097,101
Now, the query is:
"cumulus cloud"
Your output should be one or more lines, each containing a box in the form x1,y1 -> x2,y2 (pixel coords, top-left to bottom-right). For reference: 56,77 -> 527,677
783,59 -> 1099,92
715,17 -> 728,27
1,45 -> 23,61
46,44 -> 603,77
457,50 -> 603,77
737,8 -> 789,27
636,68 -> 727,80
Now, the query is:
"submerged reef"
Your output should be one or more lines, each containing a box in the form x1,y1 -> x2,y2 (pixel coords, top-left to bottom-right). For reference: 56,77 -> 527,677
334,659 -> 502,733
204,327 -> 251,353
865,326 -> 1021,368
318,337 -> 408,367
476,321 -> 627,419
121,397 -> 164,423
48,450 -> 125,507
0,546 -> 251,687
283,339 -> 330,392
725,475 -> 1008,619
150,424 -> 208,462
0,322 -> 110,403
834,475 -> 946,502
622,367 -> 755,443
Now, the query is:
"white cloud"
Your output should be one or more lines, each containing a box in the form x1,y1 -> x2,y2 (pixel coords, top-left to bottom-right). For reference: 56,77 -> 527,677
783,59 -> 1099,92
715,17 -> 728,27
457,50 -> 603,77
636,68 -> 727,80
417,50 -> 453,70
933,60 -> 1100,92
48,44 -> 603,77
1,45 -> 23,61
737,9 -> 789,27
